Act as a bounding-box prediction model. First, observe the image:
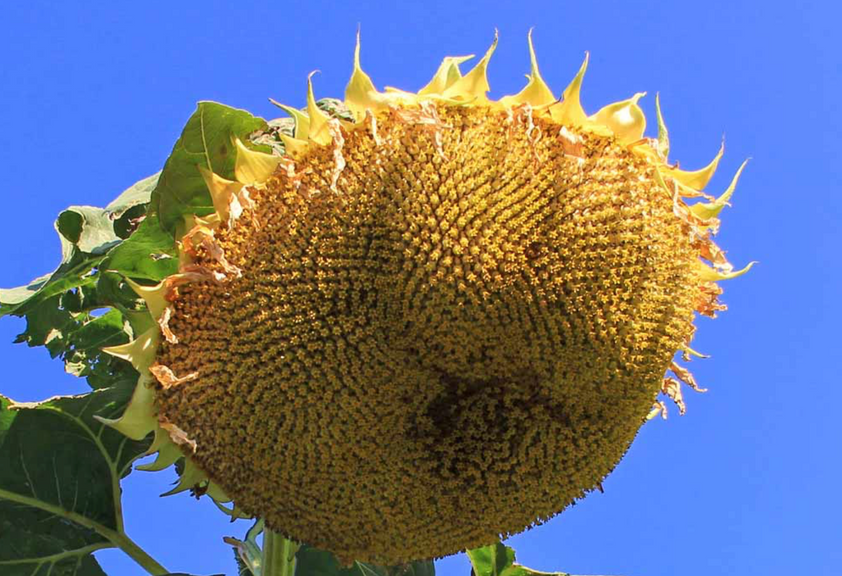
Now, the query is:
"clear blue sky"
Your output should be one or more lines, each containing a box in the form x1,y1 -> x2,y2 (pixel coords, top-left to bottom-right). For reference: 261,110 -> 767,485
1,2 -> 839,575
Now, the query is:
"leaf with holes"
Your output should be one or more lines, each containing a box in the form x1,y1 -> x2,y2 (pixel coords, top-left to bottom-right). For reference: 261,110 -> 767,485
0,172 -> 160,319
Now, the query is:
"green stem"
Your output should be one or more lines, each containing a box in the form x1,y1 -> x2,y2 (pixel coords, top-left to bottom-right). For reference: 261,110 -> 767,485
262,527 -> 299,576
0,487 -> 169,576
108,529 -> 169,576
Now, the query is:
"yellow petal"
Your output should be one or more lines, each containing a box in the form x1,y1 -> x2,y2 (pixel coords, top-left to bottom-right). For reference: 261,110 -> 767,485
591,92 -> 647,144
698,260 -> 756,282
653,163 -> 674,195
442,31 -> 498,101
269,98 -> 311,140
181,212 -> 220,238
137,429 -> 183,472
655,92 -> 670,159
385,86 -> 471,108
279,133 -> 311,159
418,55 -> 475,96
647,400 -> 668,421
681,345 -> 710,360
102,327 -> 160,372
666,142 -> 725,191
162,458 -> 208,497
197,165 -> 244,224
689,159 -> 749,220
307,72 -> 334,146
125,278 -> 168,322
93,373 -> 157,440
233,137 -> 281,184
550,52 -> 589,126
499,29 -> 555,108
343,30 -> 396,120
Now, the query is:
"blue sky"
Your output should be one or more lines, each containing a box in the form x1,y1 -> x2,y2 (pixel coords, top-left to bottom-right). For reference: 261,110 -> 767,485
1,2 -> 839,575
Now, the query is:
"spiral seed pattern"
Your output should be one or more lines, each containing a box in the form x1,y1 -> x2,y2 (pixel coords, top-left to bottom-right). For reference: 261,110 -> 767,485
157,104 -> 699,564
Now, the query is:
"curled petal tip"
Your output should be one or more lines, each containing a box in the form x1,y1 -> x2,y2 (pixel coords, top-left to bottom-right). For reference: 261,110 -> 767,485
655,92 -> 670,159
698,260 -> 756,282
418,54 -> 475,96
550,52 -> 589,126
269,98 -> 311,140
682,345 -> 710,360
669,142 -> 725,191
307,73 -> 334,146
442,30 -> 498,101
500,28 -> 555,107
344,31 -> 380,119
689,159 -> 750,220
345,33 -> 416,117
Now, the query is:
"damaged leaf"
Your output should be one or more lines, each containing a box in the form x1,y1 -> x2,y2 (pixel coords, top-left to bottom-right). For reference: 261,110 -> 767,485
0,172 -> 162,318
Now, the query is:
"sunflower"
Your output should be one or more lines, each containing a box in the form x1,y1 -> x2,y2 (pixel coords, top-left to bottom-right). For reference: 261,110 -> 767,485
98,31 -> 751,565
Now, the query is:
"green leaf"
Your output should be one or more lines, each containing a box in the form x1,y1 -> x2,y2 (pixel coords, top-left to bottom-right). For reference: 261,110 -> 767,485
9,289 -> 135,388
101,214 -> 178,282
0,172 -> 162,318
467,543 -> 569,576
0,551 -> 108,576
0,386 -> 151,575
0,252 -> 103,318
105,172 -> 160,216
295,546 -> 435,576
0,186 -> 164,394
65,309 -> 129,351
55,206 -> 121,255
106,172 -> 160,240
148,101 -> 268,233
60,310 -> 133,382
295,546 -> 355,576
12,294 -> 75,351
467,544 -> 515,576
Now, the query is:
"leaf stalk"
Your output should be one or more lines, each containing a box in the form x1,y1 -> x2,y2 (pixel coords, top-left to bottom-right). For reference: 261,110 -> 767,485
107,529 -> 170,576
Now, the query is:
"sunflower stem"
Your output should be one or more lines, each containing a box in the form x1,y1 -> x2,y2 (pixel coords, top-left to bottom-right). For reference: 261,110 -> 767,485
262,527 -> 298,576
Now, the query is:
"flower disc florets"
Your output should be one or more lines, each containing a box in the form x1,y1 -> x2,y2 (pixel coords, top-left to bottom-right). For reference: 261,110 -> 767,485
102,31 -> 751,565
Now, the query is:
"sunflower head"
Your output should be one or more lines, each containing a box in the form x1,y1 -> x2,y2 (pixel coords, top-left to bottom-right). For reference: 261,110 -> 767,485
99,31 -> 751,565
